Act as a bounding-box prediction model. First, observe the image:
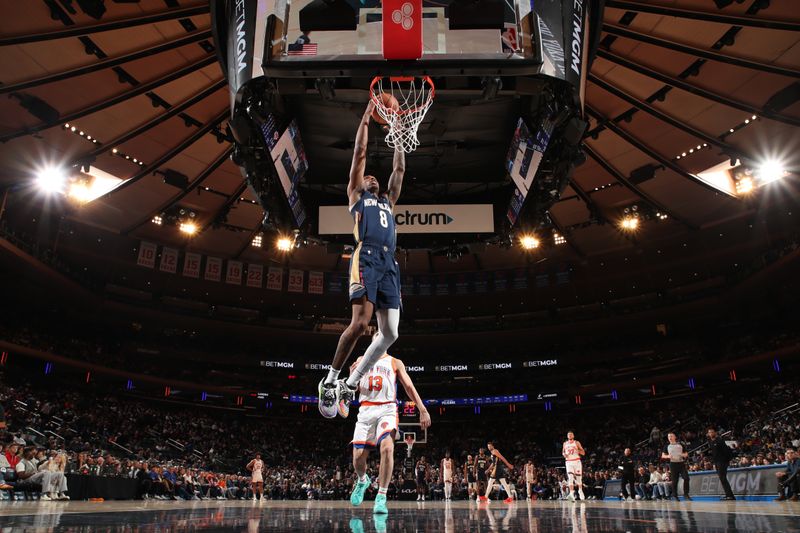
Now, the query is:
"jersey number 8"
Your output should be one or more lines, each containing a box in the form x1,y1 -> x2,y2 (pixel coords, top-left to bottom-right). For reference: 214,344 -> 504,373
379,211 -> 389,228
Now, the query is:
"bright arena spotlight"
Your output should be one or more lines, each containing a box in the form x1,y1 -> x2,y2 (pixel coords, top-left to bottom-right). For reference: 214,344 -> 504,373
179,222 -> 197,235
520,234 -> 540,250
34,165 -> 68,194
756,159 -> 787,185
276,236 -> 293,251
620,216 -> 639,231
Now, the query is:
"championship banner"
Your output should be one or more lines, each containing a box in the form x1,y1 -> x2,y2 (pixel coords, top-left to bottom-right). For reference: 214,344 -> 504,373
182,252 -> 202,279
267,267 -> 283,291
288,269 -> 304,293
205,256 -> 222,282
308,271 -> 324,295
246,264 -> 263,288
136,241 -> 157,269
318,204 -> 494,234
225,260 -> 243,285
159,247 -> 178,274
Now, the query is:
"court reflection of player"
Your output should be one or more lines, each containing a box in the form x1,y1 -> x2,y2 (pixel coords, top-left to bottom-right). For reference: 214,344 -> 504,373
416,456 -> 430,501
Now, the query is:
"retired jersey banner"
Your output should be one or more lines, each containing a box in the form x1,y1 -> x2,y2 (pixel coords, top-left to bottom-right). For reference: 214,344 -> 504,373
136,241 -> 157,269
205,256 -> 222,282
308,271 -> 324,294
246,264 -> 263,288
159,247 -> 178,274
318,204 -> 494,234
226,260 -> 243,285
288,269 -> 304,293
327,273 -> 343,293
182,252 -> 202,279
267,267 -> 283,291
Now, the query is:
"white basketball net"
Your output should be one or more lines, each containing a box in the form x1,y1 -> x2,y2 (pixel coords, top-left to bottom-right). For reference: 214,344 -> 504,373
370,76 -> 435,153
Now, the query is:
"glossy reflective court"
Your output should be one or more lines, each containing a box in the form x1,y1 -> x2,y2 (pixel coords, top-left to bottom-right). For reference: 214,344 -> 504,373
1,500 -> 798,532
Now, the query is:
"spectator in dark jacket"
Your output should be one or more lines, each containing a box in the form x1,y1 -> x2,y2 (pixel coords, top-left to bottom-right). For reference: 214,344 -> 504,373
707,427 -> 735,500
776,448 -> 799,501
618,448 -> 635,500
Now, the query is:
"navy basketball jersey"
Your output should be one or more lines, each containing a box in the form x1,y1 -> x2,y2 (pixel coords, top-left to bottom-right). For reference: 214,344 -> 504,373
350,190 -> 396,251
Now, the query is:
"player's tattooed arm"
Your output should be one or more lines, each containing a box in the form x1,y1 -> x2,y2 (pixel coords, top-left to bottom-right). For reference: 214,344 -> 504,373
386,147 -> 405,206
348,101 -> 375,205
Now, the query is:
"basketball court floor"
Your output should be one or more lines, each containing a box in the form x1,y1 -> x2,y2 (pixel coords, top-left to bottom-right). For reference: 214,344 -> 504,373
1,500 -> 797,532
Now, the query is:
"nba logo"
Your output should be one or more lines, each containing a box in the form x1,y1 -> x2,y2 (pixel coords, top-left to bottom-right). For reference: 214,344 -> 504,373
382,0 -> 422,60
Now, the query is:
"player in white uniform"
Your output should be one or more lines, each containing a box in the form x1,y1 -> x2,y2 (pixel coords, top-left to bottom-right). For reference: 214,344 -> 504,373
524,460 -> 535,500
246,453 -> 264,501
441,451 -> 454,501
349,353 -> 431,515
562,431 -> 586,501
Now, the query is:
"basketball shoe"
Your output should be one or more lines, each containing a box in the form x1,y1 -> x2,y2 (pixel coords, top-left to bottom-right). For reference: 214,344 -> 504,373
350,475 -> 370,506
337,381 -> 357,418
374,493 -> 388,514
318,379 -> 338,418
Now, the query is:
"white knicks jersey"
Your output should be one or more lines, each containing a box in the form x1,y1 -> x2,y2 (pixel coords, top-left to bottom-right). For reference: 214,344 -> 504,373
563,441 -> 581,462
358,354 -> 398,405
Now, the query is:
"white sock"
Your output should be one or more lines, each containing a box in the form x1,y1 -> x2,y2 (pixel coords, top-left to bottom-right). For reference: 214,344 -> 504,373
359,473 -> 369,483
345,309 -> 399,389
324,368 -> 340,385
378,487 -> 388,496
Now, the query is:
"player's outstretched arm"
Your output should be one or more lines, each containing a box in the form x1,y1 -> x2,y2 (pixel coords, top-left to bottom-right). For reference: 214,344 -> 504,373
395,358 -> 430,429
348,101 -> 375,204
386,147 -> 405,206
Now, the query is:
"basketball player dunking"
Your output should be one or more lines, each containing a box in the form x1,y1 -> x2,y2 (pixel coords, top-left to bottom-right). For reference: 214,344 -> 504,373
465,455 -> 477,500
441,451 -> 455,501
318,100 -> 406,419
348,351 -> 430,515
563,431 -> 586,501
246,453 -> 264,501
524,460 -> 535,500
480,441 -> 515,503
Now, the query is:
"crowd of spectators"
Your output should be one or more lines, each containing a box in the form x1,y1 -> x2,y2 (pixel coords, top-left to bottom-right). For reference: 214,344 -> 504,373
1,368 -> 797,503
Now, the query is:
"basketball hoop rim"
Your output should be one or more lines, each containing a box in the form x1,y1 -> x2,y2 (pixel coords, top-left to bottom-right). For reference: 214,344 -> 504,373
370,75 -> 435,116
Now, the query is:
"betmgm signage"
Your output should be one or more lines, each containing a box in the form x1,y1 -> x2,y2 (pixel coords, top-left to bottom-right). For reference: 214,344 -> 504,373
318,204 -> 494,234
603,465 -> 783,499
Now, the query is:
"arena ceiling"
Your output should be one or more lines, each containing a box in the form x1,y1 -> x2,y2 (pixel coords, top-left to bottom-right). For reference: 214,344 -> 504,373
0,0 -> 798,274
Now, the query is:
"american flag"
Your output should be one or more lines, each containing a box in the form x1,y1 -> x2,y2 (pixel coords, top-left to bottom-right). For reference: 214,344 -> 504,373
287,43 -> 318,56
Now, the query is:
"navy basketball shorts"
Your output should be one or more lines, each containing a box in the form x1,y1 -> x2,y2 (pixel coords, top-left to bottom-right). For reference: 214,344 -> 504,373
348,243 -> 401,309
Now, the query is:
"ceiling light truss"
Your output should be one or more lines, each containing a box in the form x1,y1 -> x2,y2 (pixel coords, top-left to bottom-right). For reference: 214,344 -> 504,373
604,0 -> 800,32
596,50 -> 800,129
0,30 -> 213,96
75,80 -> 225,167
586,106 -> 737,198
0,55 -> 217,143
588,74 -> 750,163
602,23 -> 800,79
123,147 -> 233,235
92,111 -> 228,203
0,5 -> 210,46
583,144 -> 693,229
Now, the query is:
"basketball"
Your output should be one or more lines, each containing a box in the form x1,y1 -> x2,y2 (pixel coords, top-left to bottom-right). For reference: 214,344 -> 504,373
372,92 -> 399,124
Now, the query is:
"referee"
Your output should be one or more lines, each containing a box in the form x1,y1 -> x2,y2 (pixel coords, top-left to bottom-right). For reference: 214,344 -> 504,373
661,433 -> 692,501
